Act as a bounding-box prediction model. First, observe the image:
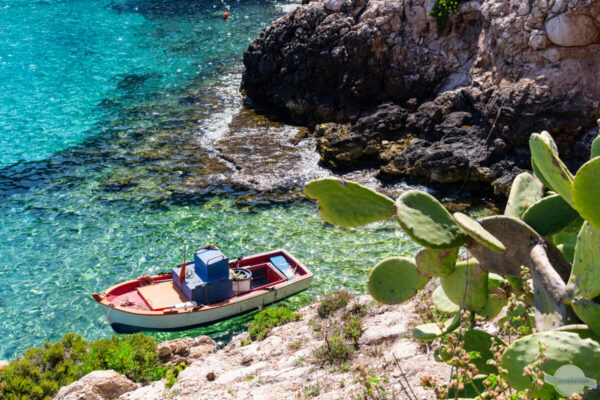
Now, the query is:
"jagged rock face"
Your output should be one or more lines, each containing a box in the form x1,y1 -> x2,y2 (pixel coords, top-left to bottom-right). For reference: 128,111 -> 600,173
242,0 -> 482,122
242,0 -> 600,196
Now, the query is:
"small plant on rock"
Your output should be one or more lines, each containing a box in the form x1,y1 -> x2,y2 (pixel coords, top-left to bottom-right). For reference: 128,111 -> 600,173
317,290 -> 353,319
344,315 -> 363,347
165,362 -> 187,389
314,331 -> 354,365
248,306 -> 301,341
429,0 -> 463,33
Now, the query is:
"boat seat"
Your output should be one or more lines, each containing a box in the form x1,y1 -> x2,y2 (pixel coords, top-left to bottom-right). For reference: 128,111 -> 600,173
137,281 -> 187,311
269,255 -> 295,279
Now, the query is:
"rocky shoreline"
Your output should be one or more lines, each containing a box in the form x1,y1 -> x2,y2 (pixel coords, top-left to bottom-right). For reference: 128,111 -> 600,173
52,295 -> 451,400
242,0 -> 600,196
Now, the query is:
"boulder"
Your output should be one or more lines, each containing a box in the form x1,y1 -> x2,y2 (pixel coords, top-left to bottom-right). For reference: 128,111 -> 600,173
546,13 -> 600,47
156,336 -> 217,366
53,370 -> 138,400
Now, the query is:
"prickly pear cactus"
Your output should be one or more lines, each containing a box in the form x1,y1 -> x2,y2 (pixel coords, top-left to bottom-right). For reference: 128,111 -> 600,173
466,215 -> 541,277
396,190 -> 467,249
573,157 -> 600,231
413,313 -> 460,340
432,285 -> 460,313
453,212 -> 505,253
440,259 -> 488,312
568,221 -> 600,299
529,133 -> 575,207
304,178 -> 396,227
532,131 -> 559,190
571,297 -> 600,337
488,272 -> 505,289
522,194 -> 580,237
501,331 -> 600,398
415,247 -> 458,277
591,135 -> 600,159
504,172 -> 544,218
478,293 -> 507,320
438,329 -> 506,374
367,257 -> 430,305
557,243 -> 575,263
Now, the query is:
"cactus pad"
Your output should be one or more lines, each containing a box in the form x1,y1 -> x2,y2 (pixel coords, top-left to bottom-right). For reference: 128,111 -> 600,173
540,130 -> 559,152
571,297 -> 600,337
557,243 -> 575,264
591,135 -> 600,159
522,194 -> 580,237
477,293 -> 507,320
466,215 -> 540,276
504,172 -> 544,218
396,190 -> 467,249
438,329 -> 506,374
440,259 -> 488,312
501,331 -> 600,398
568,222 -> 600,299
413,314 -> 460,340
304,178 -> 396,227
453,212 -> 505,252
573,157 -> 600,231
432,285 -> 460,313
488,273 -> 505,289
415,247 -> 458,277
529,133 -> 574,207
532,131 -> 560,190
367,257 -> 430,305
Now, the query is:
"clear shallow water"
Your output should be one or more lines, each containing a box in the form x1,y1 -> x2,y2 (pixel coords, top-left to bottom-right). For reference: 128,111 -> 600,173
0,0 -> 420,359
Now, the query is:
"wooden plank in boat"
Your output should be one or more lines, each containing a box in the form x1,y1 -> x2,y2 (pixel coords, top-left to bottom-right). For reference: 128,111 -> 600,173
137,281 -> 188,311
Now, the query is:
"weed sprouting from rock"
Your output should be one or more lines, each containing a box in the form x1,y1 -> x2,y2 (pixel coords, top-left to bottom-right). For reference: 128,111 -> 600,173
317,290 -> 353,319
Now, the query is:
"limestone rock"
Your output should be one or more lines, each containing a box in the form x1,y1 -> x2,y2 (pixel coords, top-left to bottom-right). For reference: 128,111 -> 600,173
0,360 -> 8,369
118,381 -> 165,400
546,13 -> 600,47
156,336 -> 216,365
53,370 -> 138,400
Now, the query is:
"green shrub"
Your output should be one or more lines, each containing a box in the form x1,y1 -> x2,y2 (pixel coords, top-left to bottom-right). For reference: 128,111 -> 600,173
248,306 -> 301,341
317,290 -> 353,319
165,362 -> 187,388
314,334 -> 354,365
343,315 -> 363,346
80,333 -> 165,382
0,332 -> 167,400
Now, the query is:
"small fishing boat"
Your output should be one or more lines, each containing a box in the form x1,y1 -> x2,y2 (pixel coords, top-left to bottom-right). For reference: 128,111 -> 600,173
92,246 -> 313,333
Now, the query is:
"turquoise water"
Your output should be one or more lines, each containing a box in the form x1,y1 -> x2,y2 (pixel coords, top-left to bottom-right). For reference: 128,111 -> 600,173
0,0 -> 419,359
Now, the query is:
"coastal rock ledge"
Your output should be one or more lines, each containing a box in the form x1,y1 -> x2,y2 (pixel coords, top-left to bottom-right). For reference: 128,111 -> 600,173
242,0 -> 600,196
54,296 -> 450,399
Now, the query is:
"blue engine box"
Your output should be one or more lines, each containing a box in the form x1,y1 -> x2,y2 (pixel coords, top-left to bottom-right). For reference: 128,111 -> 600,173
194,248 -> 230,282
172,265 -> 233,305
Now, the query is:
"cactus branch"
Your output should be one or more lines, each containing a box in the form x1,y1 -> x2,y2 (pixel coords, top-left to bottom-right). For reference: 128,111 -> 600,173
529,242 -> 568,330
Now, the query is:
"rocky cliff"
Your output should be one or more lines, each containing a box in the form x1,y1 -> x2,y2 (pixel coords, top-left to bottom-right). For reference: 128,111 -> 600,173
242,0 -> 600,196
53,296 -> 450,400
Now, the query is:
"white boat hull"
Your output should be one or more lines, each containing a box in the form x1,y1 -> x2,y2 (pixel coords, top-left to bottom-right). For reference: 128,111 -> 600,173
98,275 -> 312,332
